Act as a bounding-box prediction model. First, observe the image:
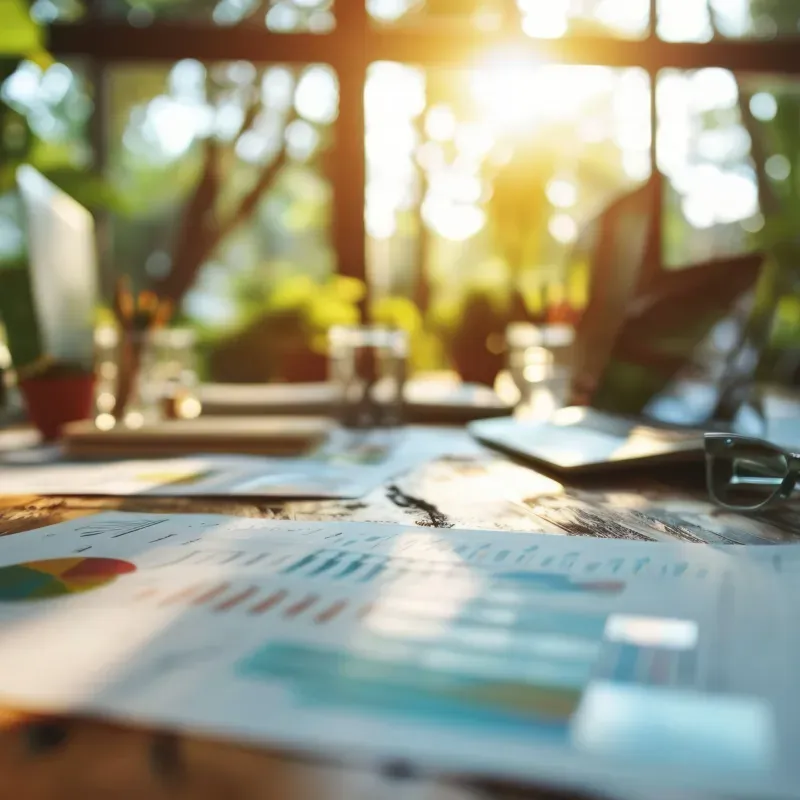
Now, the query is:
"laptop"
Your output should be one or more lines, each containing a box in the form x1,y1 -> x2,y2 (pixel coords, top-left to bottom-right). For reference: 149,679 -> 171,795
470,252 -> 764,474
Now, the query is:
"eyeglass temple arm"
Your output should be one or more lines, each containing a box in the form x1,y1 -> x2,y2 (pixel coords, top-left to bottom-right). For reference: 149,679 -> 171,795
729,475 -> 800,494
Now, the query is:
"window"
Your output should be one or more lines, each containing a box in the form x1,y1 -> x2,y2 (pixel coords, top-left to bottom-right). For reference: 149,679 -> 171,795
33,0 -> 336,28
658,0 -> 800,41
369,0 -> 649,37
5,0 -> 796,379
106,60 -> 337,330
366,61 -> 650,303
0,59 -> 91,267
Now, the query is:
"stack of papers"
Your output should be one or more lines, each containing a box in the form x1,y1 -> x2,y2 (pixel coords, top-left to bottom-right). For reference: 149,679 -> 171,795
0,511 -> 795,799
0,427 -> 480,500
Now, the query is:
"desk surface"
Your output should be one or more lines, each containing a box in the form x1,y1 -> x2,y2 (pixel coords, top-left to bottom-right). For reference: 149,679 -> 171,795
0,431 -> 798,800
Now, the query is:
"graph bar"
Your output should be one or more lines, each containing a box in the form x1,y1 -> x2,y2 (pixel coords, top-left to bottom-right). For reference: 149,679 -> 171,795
244,553 -> 269,567
315,600 -> 348,624
358,602 -> 376,619
284,594 -> 318,618
159,583 -> 209,606
249,590 -> 288,615
214,586 -> 259,612
191,583 -> 231,606
283,553 -> 319,574
359,563 -> 386,583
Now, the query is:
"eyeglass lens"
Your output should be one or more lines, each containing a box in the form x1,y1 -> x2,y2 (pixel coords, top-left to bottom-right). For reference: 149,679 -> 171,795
708,441 -> 789,509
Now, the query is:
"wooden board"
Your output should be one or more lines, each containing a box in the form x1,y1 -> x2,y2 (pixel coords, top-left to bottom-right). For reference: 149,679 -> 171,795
61,417 -> 333,459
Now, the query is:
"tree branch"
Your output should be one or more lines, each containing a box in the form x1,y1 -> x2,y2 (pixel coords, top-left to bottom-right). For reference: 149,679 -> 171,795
155,102 -> 296,308
218,148 -> 290,241
156,136 -> 221,303
216,111 -> 297,241
231,72 -> 265,150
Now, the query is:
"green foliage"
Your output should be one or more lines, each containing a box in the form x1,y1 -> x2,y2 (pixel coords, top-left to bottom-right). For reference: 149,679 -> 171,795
233,272 -> 365,336
0,0 -> 44,59
372,295 -> 423,334
40,166 -> 130,213
371,294 -> 446,372
0,265 -> 43,369
0,56 -> 126,236
225,272 -> 364,352
0,8 -> 124,374
771,294 -> 800,349
485,141 -> 550,277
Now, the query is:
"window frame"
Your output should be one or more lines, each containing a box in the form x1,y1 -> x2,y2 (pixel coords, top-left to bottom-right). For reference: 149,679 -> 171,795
47,3 -> 800,287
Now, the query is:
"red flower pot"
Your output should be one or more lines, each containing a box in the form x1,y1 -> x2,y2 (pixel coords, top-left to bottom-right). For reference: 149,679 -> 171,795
19,374 -> 96,441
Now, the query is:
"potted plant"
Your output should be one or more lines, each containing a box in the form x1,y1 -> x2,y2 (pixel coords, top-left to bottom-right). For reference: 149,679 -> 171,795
207,274 -> 365,384
17,357 -> 95,441
0,265 -> 95,440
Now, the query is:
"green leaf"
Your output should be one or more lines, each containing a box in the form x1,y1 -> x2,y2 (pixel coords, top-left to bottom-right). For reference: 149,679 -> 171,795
0,0 -> 43,56
0,266 -> 44,369
371,296 -> 423,333
42,167 -> 131,214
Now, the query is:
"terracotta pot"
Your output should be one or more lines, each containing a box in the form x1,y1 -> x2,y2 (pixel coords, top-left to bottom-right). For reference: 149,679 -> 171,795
277,346 -> 328,383
19,374 -> 95,441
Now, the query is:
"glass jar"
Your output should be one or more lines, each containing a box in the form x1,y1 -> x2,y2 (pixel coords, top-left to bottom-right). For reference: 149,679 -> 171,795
328,326 -> 408,429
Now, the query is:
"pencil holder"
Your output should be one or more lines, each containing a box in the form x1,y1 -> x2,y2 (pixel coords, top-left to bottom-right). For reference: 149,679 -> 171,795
99,328 -> 199,429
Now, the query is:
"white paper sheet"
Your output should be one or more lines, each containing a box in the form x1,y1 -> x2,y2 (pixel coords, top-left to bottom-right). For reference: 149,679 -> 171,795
0,511 -> 795,798
0,427 -> 480,500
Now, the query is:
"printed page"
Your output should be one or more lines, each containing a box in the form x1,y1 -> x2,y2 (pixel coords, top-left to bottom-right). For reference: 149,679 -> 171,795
0,512 -> 793,799
0,427 -> 481,500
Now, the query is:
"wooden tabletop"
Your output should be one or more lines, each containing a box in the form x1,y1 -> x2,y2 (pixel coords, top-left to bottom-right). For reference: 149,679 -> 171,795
1,432 -> 798,800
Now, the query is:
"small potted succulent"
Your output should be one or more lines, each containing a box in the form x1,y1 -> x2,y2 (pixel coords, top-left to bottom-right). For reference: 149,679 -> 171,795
17,357 -> 95,441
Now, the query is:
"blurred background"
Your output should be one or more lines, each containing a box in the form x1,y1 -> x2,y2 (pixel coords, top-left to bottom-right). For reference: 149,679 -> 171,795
2,0 -> 800,390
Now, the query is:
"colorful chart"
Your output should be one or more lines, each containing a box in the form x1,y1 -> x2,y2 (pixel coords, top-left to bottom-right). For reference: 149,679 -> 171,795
493,572 -> 625,596
0,557 -> 136,601
239,639 -> 584,738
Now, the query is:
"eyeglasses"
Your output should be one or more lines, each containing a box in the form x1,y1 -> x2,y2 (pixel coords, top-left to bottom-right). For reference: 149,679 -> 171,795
704,433 -> 800,511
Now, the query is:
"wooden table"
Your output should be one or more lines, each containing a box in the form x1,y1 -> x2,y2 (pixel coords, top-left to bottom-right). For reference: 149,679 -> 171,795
1,431 -> 798,800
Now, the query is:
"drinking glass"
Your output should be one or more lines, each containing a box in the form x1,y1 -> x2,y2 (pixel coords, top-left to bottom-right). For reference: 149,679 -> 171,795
328,326 -> 408,429
506,322 -> 574,417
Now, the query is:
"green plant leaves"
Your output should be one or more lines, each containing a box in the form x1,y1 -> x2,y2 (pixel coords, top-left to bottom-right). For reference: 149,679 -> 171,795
43,166 -> 130,213
0,266 -> 43,370
0,0 -> 43,59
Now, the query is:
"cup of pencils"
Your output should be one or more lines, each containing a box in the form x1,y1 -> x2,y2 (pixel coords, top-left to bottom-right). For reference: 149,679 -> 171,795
111,278 -> 173,427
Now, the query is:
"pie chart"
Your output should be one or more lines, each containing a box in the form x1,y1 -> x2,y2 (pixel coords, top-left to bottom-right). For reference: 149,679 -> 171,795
0,558 -> 136,602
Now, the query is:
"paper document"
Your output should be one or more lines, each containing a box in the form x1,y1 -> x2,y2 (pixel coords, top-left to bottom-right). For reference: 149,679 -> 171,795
0,427 -> 477,500
0,511 -> 795,798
